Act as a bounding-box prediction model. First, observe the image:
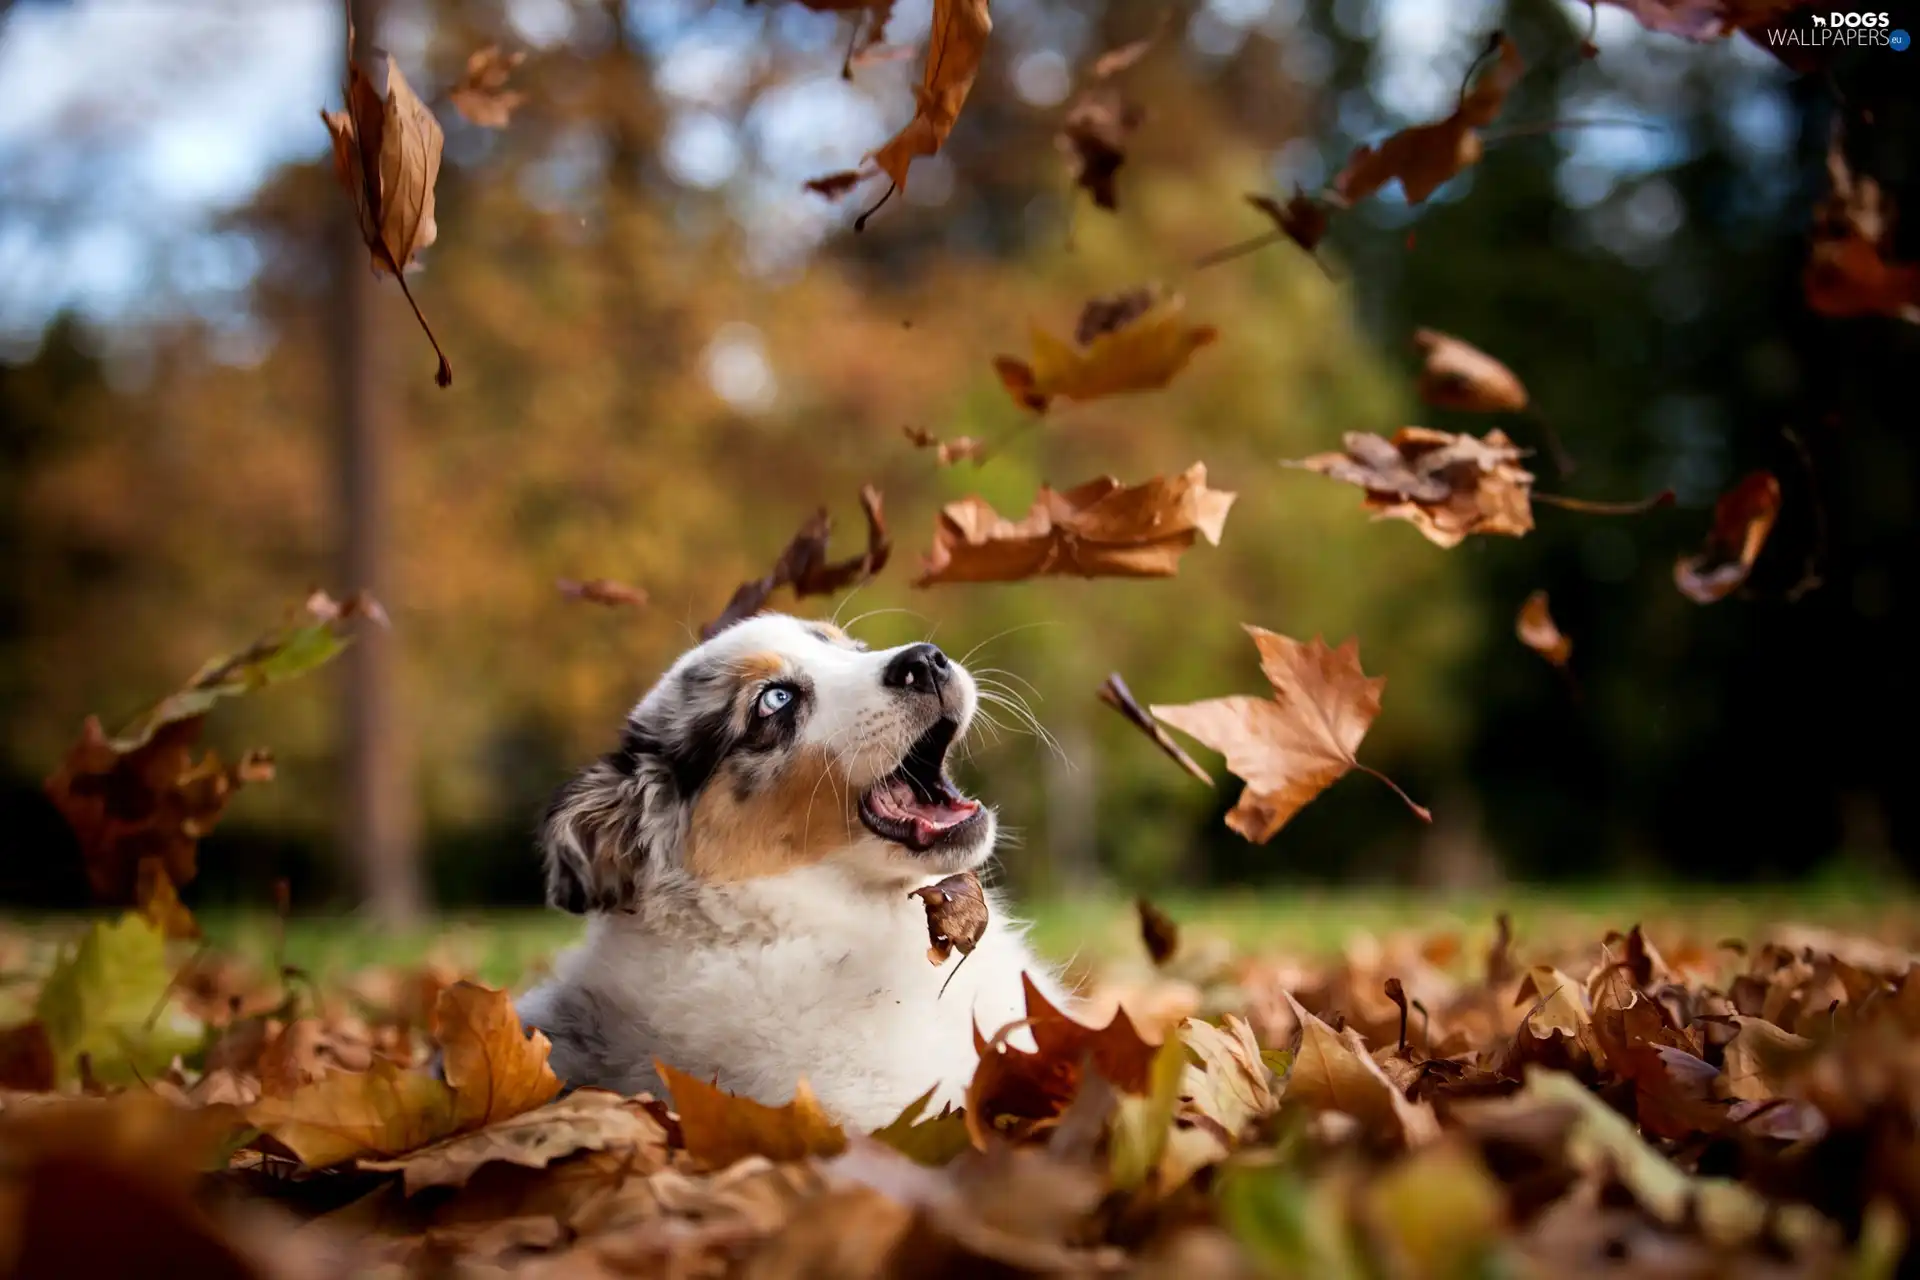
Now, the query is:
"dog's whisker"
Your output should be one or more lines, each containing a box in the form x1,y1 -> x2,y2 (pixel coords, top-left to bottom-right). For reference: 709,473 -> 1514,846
838,605 -> 927,636
970,666 -> 1045,700
959,620 -> 1062,667
975,690 -> 1068,765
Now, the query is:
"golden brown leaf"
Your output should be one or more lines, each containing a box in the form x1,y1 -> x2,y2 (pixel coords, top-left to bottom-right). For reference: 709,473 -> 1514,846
1805,122 -> 1920,322
1288,427 -> 1535,548
1152,625 -> 1427,844
557,577 -> 649,609
994,289 -> 1217,413
902,424 -> 988,466
915,464 -> 1233,587
1413,328 -> 1529,413
1673,471 -> 1780,604
320,51 -> 452,384
1246,190 -> 1332,255
1720,1016 -> 1815,1103
657,1061 -> 849,1168
360,1089 -> 669,1194
967,975 -> 1161,1146
449,45 -> 527,129
1280,993 -> 1438,1147
435,982 -> 564,1130
1516,590 -> 1571,668
1099,673 -> 1214,787
1331,34 -> 1523,206
704,485 -> 889,637
912,871 -> 990,966
865,0 -> 990,194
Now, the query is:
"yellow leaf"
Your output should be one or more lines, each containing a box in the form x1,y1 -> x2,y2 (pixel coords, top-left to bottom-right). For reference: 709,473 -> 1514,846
247,1055 -> 458,1167
993,290 -> 1216,413
1109,1036 -> 1188,1191
658,1061 -> 848,1168
434,982 -> 562,1129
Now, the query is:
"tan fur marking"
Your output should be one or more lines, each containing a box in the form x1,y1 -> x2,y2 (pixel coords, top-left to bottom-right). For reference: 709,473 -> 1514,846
683,748 -> 859,881
731,652 -> 787,681
811,622 -> 850,644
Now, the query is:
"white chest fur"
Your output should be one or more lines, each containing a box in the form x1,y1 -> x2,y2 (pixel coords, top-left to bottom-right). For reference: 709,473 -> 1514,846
517,864 -> 1066,1131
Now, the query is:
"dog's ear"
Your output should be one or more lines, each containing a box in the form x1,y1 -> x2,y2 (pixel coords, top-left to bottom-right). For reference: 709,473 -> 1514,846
539,751 -> 674,913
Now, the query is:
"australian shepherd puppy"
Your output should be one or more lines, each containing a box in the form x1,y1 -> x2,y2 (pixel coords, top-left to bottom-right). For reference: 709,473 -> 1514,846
515,613 -> 1069,1131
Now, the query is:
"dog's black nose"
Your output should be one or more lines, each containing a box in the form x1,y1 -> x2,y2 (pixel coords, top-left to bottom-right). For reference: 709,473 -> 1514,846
884,642 -> 950,695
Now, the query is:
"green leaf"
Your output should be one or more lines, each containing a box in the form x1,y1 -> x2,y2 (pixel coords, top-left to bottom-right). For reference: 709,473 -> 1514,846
1109,1036 -> 1189,1191
871,1086 -> 972,1167
34,914 -> 203,1086
1217,1158 -> 1368,1280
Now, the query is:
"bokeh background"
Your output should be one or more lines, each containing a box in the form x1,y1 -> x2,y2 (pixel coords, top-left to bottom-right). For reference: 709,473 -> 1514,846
1,0 -> 1915,922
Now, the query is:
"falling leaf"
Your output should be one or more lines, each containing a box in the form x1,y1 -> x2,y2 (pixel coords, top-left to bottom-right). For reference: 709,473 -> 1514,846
1597,0 -> 1806,42
449,45 -> 527,129
865,0 -> 990,194
804,168 -> 867,199
557,577 -> 649,608
246,982 -> 559,1168
1247,190 -> 1332,255
1412,329 -> 1529,413
993,288 -> 1217,413
657,1062 -> 848,1168
911,871 -> 989,965
319,48 -> 453,384
1136,897 -> 1181,967
1088,21 -> 1162,79
1152,624 -> 1428,844
1673,471 -> 1780,604
43,592 -> 378,938
1804,123 -> 1920,323
360,1089 -> 668,1194
902,424 -> 988,466
1288,427 -> 1535,549
1516,590 -> 1571,668
1059,87 -> 1144,211
704,485 -> 889,637
1331,34 -> 1524,205
33,915 -> 202,1088
916,464 -> 1234,586
1280,993 -> 1438,1147
1099,673 -> 1214,787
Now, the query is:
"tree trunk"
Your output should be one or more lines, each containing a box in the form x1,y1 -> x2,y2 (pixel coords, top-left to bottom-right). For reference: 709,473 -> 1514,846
332,0 -> 422,923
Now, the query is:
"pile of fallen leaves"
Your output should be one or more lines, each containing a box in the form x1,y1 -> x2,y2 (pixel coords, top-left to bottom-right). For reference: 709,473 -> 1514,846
2,906 -> 1917,1276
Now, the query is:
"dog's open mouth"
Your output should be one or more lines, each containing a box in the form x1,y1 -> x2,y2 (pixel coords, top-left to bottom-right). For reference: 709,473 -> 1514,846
859,717 -> 982,852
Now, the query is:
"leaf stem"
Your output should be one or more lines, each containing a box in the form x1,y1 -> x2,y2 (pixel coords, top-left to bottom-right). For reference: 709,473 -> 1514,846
1534,489 -> 1674,515
393,270 -> 453,387
1355,763 -> 1432,823
1192,229 -> 1284,271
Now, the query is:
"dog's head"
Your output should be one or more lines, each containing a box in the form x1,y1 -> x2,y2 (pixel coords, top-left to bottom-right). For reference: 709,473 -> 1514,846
540,613 -> 994,911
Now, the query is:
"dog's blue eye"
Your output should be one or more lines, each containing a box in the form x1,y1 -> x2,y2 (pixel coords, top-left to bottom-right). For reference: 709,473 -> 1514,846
757,686 -> 794,716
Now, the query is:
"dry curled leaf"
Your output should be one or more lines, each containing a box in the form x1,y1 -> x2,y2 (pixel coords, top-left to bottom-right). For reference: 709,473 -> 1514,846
994,289 -> 1217,413
1289,427 -> 1535,549
704,485 -> 889,637
1413,329 -> 1529,413
902,424 -> 988,467
657,1061 -> 849,1168
1331,34 -> 1523,206
1247,190 -> 1332,255
916,464 -> 1233,587
320,48 -> 453,385
912,871 -> 989,965
1674,471 -> 1780,604
449,45 -> 526,129
245,982 -> 558,1168
866,0 -> 990,194
360,1089 -> 668,1194
1152,624 -> 1428,844
1099,673 -> 1214,787
1804,121 -> 1920,323
967,975 -> 1160,1147
1281,992 -> 1439,1147
557,578 -> 649,609
44,592 -> 375,939
1059,87 -> 1143,212
1136,898 -> 1180,967
1516,590 -> 1571,668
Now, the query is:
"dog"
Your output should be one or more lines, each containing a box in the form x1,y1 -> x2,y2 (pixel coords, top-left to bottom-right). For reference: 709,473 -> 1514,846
514,612 -> 1070,1131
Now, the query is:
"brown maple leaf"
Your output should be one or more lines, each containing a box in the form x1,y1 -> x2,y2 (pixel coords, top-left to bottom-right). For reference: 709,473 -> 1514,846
1331,33 -> 1524,206
656,1061 -> 849,1168
993,287 -> 1217,413
1288,427 -> 1535,548
1516,590 -> 1571,668
557,577 -> 649,608
1674,471 -> 1780,604
1804,122 -> 1920,324
914,464 -> 1234,587
1281,993 -> 1439,1147
902,424 -> 988,466
1413,328 -> 1529,413
703,485 -> 889,638
44,592 -> 378,939
910,871 -> 989,966
1098,673 -> 1213,786
863,0 -> 989,195
1058,87 -> 1144,212
449,45 -> 526,129
320,43 -> 453,385
967,975 -> 1160,1146
1152,624 -> 1428,843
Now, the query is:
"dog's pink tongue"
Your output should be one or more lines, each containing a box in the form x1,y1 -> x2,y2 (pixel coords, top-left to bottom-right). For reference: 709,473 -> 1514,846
876,776 -> 978,844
